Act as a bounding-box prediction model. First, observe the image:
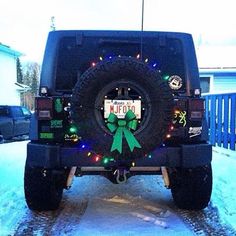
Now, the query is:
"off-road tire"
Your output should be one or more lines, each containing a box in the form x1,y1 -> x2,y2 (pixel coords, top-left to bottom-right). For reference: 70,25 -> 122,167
71,56 -> 173,159
0,134 -> 4,143
169,164 -> 212,210
24,166 -> 65,211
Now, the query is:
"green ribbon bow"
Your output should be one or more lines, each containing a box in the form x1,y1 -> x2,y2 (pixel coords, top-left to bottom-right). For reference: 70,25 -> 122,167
107,110 -> 141,154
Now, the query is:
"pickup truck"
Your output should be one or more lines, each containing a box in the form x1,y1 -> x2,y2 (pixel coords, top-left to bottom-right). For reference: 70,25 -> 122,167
0,105 -> 31,142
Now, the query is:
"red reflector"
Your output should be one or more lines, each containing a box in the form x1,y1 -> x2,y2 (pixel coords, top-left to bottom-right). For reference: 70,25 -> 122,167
36,97 -> 53,110
36,97 -> 53,120
191,111 -> 202,119
188,99 -> 204,111
38,110 -> 51,118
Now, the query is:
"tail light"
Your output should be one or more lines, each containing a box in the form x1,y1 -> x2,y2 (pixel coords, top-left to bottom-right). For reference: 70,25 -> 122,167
188,99 -> 204,119
36,97 -> 53,120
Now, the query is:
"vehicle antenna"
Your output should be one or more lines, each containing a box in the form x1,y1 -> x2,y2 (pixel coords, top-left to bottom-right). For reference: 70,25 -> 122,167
50,16 -> 56,31
140,0 -> 145,60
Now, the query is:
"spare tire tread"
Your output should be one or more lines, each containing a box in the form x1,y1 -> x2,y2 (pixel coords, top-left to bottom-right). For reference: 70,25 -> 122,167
72,57 -> 174,159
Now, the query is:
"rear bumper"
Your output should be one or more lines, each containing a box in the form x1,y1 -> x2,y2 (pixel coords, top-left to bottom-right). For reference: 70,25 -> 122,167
26,142 -> 212,170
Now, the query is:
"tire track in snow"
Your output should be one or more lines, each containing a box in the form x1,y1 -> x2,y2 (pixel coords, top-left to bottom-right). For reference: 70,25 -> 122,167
176,202 -> 236,235
50,199 -> 88,235
14,197 -> 88,236
0,186 -> 26,235
14,207 -> 63,236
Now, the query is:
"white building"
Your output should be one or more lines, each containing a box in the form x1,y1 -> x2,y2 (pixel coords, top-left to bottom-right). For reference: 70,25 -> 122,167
0,43 -> 23,105
197,46 -> 236,94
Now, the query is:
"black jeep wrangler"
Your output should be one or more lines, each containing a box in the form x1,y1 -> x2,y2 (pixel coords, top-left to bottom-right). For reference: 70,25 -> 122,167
24,30 -> 212,211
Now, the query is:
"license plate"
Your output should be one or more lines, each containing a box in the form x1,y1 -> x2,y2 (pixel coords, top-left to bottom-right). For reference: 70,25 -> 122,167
104,99 -> 141,119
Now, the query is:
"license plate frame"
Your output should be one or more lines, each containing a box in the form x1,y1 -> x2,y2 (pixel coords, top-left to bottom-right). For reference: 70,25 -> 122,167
104,99 -> 141,119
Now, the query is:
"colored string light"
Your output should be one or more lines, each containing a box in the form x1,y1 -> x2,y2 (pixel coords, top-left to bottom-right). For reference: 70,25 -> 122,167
152,63 -> 157,67
163,75 -> 170,81
69,125 -> 77,134
87,152 -> 91,157
95,155 -> 100,162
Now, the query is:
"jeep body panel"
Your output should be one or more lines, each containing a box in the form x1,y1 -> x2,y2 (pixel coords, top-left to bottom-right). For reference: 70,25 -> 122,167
27,141 -> 212,169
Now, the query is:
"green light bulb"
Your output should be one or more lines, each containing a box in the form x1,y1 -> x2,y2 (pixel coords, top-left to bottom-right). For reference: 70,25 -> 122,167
69,126 -> 77,133
163,75 -> 170,81
103,158 -> 109,164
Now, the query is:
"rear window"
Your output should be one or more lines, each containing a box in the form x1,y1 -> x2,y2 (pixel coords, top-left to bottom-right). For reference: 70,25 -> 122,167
55,36 -> 185,92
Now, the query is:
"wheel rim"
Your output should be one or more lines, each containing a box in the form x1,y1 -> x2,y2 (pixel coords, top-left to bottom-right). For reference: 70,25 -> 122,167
94,79 -> 152,135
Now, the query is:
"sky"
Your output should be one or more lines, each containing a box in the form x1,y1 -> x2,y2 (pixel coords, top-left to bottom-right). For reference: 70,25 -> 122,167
1,0 -> 236,63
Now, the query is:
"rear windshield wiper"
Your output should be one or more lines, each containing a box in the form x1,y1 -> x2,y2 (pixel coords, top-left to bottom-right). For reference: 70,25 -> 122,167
99,39 -> 142,46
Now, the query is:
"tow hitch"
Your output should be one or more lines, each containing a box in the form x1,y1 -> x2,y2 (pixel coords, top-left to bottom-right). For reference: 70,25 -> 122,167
114,168 -> 129,184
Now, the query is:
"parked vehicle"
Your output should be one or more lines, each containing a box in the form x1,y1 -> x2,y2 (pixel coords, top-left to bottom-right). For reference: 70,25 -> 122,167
0,105 -> 31,141
24,30 -> 212,211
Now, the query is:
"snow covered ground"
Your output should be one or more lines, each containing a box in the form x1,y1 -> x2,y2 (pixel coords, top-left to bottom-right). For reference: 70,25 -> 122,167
211,147 -> 236,231
0,141 -> 235,235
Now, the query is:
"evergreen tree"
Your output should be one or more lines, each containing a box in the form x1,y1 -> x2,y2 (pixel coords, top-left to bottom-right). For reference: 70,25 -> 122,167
16,58 -> 23,83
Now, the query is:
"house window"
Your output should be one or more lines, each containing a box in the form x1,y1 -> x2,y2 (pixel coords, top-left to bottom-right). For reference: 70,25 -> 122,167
200,76 -> 211,93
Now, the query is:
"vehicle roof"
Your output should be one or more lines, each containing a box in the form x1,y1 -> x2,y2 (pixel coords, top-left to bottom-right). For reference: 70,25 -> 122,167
40,30 -> 200,95
0,105 -> 22,107
48,29 -> 193,40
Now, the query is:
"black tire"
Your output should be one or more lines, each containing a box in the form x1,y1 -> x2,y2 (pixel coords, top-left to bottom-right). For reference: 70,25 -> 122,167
169,164 -> 212,210
0,134 -> 4,143
24,166 -> 65,211
71,57 -> 173,159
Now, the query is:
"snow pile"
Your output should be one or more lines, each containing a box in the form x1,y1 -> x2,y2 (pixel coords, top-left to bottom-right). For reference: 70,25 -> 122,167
0,141 -> 27,235
211,146 -> 236,230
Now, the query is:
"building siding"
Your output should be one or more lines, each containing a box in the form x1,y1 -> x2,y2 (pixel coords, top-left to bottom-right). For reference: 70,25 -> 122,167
200,69 -> 236,94
0,45 -> 22,105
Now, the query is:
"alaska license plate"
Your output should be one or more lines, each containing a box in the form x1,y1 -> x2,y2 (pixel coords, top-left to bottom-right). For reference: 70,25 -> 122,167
104,99 -> 141,119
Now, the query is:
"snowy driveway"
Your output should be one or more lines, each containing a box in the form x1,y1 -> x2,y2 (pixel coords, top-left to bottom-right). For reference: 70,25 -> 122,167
0,141 -> 235,235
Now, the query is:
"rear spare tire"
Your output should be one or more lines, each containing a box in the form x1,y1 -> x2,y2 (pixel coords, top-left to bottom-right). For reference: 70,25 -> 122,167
71,57 -> 173,159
